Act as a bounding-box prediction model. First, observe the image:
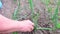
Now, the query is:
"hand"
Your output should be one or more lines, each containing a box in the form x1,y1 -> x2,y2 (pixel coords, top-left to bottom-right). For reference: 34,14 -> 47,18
16,20 -> 34,32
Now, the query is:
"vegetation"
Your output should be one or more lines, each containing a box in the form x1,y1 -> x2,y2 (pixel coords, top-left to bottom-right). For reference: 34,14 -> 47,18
12,0 -> 20,34
12,0 -> 60,34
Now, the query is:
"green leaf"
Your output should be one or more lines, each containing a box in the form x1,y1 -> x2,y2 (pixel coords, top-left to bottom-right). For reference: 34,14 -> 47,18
28,0 -> 39,31
57,23 -> 60,29
12,7 -> 18,20
13,32 -> 18,34
52,6 -> 59,30
28,0 -> 34,14
32,13 -> 40,31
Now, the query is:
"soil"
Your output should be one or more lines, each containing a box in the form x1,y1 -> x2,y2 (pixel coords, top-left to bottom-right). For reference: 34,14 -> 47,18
0,0 -> 60,34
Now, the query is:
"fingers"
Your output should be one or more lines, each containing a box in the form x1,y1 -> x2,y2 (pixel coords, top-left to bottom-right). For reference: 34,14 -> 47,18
19,25 -> 34,32
18,20 -> 34,32
29,26 -> 34,32
23,20 -> 34,27
27,20 -> 34,26
26,20 -> 34,32
25,24 -> 34,32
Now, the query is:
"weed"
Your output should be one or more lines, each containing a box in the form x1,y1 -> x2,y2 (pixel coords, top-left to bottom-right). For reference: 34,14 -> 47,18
12,0 -> 20,34
28,0 -> 52,31
12,0 -> 60,34
52,6 -> 59,30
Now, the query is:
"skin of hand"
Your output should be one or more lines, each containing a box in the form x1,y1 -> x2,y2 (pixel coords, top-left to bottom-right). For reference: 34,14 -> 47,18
0,15 -> 34,33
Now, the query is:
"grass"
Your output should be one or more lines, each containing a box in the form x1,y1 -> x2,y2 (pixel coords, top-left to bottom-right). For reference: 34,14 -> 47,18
28,0 -> 52,31
52,6 -> 59,30
28,0 -> 38,31
12,0 -> 60,34
41,0 -> 60,31
12,0 -> 20,34
12,0 -> 20,20
37,27 -> 52,30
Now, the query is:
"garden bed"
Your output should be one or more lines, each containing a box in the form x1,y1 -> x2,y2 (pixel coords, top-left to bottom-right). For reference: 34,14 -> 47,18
0,0 -> 60,34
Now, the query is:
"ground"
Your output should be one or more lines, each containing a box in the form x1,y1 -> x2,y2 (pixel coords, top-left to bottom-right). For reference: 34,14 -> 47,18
0,0 -> 60,34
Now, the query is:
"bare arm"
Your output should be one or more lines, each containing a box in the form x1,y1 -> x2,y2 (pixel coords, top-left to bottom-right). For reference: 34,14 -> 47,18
0,14 -> 18,32
0,14 -> 34,33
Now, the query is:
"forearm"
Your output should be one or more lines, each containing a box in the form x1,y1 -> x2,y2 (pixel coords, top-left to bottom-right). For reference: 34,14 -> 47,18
0,14 -> 34,33
0,14 -> 18,32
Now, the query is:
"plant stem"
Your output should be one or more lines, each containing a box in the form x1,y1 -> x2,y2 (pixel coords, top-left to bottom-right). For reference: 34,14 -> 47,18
28,0 -> 34,14
12,0 -> 20,20
12,0 -> 20,34
37,27 -> 52,30
28,0 -> 39,31
52,6 -> 58,30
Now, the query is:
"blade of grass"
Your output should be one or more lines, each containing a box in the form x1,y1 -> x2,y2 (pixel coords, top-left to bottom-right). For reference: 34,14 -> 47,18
32,13 -> 40,31
28,0 -> 39,31
52,6 -> 58,30
28,0 -> 34,14
12,7 -> 18,20
12,0 -> 20,34
28,0 -> 51,31
37,27 -> 52,30
12,0 -> 20,20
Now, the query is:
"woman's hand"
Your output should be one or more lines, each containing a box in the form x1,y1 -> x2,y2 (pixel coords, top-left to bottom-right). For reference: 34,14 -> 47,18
16,20 -> 34,32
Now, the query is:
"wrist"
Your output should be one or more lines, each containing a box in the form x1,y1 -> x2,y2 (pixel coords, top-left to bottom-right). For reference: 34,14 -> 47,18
12,20 -> 22,31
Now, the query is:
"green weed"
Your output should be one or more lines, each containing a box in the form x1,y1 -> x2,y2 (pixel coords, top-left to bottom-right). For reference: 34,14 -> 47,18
28,0 -> 37,31
28,0 -> 52,31
12,0 -> 60,34
52,6 -> 59,30
12,0 -> 20,34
